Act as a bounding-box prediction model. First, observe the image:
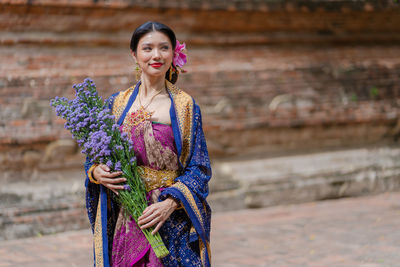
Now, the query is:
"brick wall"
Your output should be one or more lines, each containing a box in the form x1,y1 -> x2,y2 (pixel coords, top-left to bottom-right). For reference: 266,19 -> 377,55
1,0 -> 400,239
1,0 -> 400,166
2,45 -> 400,158
1,1 -> 400,47
1,0 -> 398,11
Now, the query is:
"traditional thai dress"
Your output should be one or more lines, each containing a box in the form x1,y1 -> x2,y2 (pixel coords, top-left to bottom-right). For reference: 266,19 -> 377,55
84,80 -> 212,267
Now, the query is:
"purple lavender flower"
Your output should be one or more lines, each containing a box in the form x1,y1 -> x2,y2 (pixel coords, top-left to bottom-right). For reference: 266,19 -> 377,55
106,160 -> 113,169
115,145 -> 124,151
115,161 -> 122,171
83,129 -> 112,161
121,132 -> 128,140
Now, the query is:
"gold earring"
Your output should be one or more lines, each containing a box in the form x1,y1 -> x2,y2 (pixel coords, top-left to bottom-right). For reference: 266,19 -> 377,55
169,65 -> 173,81
135,63 -> 142,81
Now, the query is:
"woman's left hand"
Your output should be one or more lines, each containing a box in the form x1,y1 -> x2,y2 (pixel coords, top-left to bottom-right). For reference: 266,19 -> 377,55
138,198 -> 179,235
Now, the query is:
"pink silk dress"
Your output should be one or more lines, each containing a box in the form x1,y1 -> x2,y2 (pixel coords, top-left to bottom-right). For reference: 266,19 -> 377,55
111,110 -> 179,267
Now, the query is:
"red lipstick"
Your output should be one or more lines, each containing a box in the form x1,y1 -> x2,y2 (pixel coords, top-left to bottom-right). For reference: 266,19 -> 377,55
150,63 -> 163,68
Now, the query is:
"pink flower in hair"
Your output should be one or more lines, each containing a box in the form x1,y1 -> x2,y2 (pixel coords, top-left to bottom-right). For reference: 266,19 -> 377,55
173,40 -> 187,68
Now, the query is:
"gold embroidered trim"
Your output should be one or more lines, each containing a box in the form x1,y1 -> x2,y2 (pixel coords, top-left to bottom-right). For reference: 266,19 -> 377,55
137,165 -> 179,192
111,86 -> 135,120
94,197 -> 104,267
165,80 -> 193,168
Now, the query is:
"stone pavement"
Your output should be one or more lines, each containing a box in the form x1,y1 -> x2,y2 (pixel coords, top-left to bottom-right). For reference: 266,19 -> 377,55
1,192 -> 400,267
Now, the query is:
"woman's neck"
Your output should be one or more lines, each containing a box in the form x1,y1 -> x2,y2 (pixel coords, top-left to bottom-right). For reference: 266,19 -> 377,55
140,74 -> 166,97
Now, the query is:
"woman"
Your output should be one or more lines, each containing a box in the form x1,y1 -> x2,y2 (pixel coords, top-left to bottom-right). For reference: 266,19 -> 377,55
84,21 -> 212,267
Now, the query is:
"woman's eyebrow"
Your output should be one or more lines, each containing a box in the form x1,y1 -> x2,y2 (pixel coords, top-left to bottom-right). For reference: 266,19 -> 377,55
141,42 -> 170,46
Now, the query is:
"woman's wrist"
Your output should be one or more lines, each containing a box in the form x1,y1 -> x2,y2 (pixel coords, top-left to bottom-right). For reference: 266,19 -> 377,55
88,164 -> 100,184
166,197 -> 179,210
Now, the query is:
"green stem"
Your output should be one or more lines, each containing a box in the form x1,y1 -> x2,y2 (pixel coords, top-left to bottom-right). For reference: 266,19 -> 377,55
116,166 -> 170,258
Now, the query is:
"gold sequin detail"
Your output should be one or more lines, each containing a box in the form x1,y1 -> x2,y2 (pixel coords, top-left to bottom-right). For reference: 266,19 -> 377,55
94,197 -> 104,267
199,240 -> 211,267
137,165 -> 178,192
165,80 -> 193,168
172,182 -> 204,226
111,86 -> 135,120
122,106 -> 154,139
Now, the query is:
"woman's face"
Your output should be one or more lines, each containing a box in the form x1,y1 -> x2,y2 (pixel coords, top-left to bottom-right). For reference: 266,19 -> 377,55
133,31 -> 173,79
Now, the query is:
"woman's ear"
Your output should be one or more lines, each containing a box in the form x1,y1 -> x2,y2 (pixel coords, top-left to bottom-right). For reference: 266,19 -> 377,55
130,50 -> 137,61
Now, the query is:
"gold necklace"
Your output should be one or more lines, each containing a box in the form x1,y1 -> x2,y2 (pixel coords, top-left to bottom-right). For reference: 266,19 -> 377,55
124,85 -> 165,130
138,84 -> 165,111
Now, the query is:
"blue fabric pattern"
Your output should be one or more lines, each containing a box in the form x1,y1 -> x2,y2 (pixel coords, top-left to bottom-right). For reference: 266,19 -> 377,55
160,102 -> 212,267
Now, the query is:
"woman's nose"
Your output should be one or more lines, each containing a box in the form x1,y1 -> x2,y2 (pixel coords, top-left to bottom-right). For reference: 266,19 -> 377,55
153,49 -> 161,59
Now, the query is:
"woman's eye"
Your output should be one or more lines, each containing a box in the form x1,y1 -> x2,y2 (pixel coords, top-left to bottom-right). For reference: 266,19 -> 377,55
162,46 -> 169,50
143,47 -> 151,51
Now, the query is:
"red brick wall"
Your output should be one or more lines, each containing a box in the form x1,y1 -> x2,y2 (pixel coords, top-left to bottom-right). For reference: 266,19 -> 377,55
2,46 -> 400,158
1,0 -> 398,11
1,1 -> 400,46
1,0 -> 400,240
1,1 -> 400,159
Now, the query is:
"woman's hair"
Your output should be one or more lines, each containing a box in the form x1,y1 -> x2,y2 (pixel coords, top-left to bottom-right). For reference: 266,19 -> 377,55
130,21 -> 178,84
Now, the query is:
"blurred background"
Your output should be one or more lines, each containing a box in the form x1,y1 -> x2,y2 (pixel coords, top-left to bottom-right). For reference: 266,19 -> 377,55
1,0 -> 400,246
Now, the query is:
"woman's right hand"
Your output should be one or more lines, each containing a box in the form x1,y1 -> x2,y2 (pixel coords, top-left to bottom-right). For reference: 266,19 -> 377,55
92,164 -> 126,195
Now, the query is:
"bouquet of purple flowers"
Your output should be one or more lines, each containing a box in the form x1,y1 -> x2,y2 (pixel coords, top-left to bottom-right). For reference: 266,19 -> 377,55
50,78 -> 169,258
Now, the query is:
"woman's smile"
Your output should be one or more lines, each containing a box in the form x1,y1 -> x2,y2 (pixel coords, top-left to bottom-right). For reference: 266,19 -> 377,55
150,63 -> 163,68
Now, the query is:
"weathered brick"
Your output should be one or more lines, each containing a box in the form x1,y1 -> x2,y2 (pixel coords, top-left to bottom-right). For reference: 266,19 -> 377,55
1,0 -> 400,241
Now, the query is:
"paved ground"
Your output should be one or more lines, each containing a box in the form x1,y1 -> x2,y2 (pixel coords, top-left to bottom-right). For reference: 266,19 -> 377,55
1,192 -> 400,267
